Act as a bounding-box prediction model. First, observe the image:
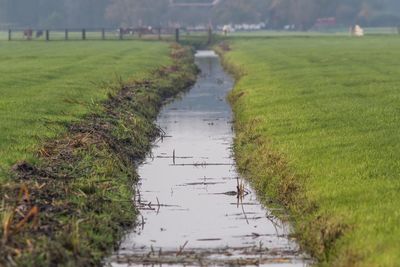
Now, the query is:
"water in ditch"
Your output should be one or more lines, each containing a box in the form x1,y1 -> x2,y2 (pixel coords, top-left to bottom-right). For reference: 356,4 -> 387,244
106,51 -> 310,266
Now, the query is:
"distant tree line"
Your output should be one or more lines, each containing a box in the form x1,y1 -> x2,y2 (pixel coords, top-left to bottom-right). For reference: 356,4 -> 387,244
0,0 -> 399,29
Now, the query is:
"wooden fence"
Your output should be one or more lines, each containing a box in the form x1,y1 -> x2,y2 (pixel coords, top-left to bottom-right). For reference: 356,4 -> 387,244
1,27 -> 214,43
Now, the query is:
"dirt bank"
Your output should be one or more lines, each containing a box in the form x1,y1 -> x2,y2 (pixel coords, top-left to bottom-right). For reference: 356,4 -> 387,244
0,44 -> 197,267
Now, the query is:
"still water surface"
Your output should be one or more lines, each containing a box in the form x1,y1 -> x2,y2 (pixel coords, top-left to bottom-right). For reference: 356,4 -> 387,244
107,51 -> 309,266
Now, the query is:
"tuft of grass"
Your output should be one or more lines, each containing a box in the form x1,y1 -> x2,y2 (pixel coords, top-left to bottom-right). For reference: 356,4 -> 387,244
220,36 -> 400,266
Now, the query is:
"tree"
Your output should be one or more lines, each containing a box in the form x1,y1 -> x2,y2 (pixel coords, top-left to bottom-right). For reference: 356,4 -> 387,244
64,0 -> 110,28
106,0 -> 169,27
212,0 -> 271,25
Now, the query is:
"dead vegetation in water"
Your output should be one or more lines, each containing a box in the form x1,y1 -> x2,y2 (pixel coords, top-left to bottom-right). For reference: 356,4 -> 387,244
109,246 -> 308,266
0,45 -> 197,267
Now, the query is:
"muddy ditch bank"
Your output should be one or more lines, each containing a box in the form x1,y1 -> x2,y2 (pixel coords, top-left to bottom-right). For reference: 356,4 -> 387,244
105,50 -> 311,266
0,45 -> 197,267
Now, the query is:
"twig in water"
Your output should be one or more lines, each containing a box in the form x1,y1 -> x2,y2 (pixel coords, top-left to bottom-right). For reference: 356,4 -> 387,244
156,156 -> 193,159
141,214 -> 145,230
238,194 -> 250,225
177,241 -> 189,256
136,188 -> 142,205
171,162 -> 232,167
156,197 -> 161,214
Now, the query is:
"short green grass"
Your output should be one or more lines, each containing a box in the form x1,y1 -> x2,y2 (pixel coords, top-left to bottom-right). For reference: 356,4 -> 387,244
0,41 -> 170,179
224,36 -> 400,266
0,31 -> 6,40
225,28 -> 399,38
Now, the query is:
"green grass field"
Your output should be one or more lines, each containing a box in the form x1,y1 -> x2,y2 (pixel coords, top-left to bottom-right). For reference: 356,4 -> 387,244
0,41 -> 170,179
227,27 -> 399,37
223,36 -> 400,266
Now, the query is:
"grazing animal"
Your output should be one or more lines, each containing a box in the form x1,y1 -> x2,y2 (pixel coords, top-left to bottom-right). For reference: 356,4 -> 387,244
23,29 -> 33,40
350,25 -> 364,37
222,25 -> 231,36
118,27 -> 154,38
36,30 -> 43,38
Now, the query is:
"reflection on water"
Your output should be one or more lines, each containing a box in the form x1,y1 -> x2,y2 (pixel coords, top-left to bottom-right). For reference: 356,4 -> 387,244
106,51 -> 310,266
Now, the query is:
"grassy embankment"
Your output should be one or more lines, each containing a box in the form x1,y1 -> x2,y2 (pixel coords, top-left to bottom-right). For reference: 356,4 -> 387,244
0,42 -> 169,178
220,36 -> 400,266
0,41 -> 197,266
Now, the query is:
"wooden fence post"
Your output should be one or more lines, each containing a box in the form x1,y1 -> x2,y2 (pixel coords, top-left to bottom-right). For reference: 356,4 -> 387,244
175,28 -> 180,43
65,29 -> 68,40
82,29 -> 86,40
119,28 -> 123,40
102,28 -> 105,40
46,30 -> 49,41
8,29 -> 11,41
207,27 -> 213,45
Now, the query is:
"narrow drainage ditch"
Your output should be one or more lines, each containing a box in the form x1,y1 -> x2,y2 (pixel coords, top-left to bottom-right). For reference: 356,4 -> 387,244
106,51 -> 310,266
